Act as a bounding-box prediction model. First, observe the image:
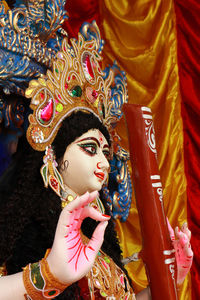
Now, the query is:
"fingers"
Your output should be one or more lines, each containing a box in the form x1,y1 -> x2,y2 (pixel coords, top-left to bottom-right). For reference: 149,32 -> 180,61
81,206 -> 110,222
174,226 -> 193,259
166,217 -> 175,241
59,191 -> 97,222
69,205 -> 110,232
168,221 -> 191,247
175,227 -> 188,247
87,221 -> 109,253
167,220 -> 193,259
58,191 -> 110,235
181,222 -> 191,241
167,222 -> 193,286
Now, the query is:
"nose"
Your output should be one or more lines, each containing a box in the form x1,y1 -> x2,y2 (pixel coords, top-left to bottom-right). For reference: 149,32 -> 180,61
97,152 -> 110,172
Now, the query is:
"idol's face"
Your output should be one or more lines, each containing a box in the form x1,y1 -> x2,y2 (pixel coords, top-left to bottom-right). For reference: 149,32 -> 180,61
61,129 -> 110,195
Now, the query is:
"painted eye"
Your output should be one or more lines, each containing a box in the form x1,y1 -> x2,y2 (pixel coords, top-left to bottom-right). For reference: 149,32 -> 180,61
103,150 -> 110,159
68,85 -> 82,97
78,143 -> 97,155
87,145 -> 97,154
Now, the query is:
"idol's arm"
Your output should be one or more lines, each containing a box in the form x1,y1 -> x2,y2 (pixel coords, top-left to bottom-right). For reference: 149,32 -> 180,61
0,276 -> 151,300
0,272 -> 26,300
0,274 -> 151,300
0,191 -> 110,299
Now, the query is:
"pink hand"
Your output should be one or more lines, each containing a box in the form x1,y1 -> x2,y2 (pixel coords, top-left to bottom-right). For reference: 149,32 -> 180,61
167,218 -> 193,285
47,191 -> 110,285
65,196 -> 109,271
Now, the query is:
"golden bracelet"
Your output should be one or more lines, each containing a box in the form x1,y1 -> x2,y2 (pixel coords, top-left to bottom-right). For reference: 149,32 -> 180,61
23,250 -> 69,299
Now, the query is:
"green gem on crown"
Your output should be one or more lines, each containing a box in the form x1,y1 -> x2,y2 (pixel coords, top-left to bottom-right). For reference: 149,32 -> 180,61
68,85 -> 82,97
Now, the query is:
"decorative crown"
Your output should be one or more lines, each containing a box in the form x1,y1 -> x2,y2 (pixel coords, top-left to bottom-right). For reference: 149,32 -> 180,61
26,33 -> 120,151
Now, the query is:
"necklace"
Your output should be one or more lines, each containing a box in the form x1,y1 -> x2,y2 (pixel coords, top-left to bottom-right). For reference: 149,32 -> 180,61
60,184 -> 76,209
60,184 -> 105,214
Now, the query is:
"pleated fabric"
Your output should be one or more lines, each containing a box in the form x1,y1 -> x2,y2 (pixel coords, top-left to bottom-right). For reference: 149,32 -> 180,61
64,0 -> 197,298
100,1 -> 190,298
174,1 -> 200,299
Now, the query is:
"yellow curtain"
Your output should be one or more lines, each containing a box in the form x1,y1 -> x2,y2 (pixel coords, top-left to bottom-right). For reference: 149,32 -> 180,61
100,0 -> 191,298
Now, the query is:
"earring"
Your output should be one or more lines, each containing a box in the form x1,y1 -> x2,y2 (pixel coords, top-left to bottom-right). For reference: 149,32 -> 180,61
40,145 -> 64,197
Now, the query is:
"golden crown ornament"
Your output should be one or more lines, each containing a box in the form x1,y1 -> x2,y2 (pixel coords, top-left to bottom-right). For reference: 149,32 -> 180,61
26,33 -> 116,151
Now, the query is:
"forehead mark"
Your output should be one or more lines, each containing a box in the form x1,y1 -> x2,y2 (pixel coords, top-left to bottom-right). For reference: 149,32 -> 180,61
98,131 -> 104,145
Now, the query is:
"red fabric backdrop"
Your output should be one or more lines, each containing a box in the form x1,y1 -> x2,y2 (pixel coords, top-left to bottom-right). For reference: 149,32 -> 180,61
174,1 -> 200,299
64,0 -> 100,38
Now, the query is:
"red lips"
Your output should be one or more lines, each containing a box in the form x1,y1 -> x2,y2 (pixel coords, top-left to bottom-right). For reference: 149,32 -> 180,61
94,171 -> 105,181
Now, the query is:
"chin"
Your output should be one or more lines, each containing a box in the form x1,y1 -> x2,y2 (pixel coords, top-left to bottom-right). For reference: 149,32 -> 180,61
96,185 -> 103,192
87,183 -> 103,193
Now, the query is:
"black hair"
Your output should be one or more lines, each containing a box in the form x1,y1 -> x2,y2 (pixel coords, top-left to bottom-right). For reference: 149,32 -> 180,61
53,110 -> 111,160
0,111 -> 130,299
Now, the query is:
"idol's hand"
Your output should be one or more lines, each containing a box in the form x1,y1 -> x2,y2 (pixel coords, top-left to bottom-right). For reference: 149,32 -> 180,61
47,191 -> 110,285
167,218 -> 193,285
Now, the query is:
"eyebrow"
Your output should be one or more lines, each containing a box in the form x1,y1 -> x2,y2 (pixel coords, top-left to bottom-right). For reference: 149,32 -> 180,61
76,137 -> 109,149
